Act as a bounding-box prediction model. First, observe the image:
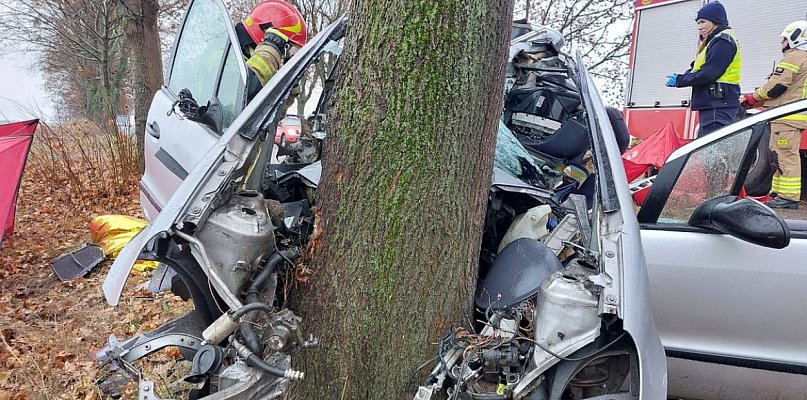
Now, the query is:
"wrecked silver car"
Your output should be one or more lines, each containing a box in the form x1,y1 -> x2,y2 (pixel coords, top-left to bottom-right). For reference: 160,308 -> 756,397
95,1 -> 667,398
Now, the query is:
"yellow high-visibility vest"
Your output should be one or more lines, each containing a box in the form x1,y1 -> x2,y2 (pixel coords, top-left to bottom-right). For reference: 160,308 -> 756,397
691,29 -> 742,85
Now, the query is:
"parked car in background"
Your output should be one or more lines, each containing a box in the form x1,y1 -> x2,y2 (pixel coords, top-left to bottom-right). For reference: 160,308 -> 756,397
274,114 -> 302,146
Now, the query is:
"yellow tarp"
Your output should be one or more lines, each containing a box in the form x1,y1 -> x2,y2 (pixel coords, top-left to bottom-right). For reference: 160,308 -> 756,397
90,215 -> 157,272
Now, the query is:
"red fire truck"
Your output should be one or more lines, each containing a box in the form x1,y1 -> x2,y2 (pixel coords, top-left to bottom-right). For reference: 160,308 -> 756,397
625,0 -> 806,145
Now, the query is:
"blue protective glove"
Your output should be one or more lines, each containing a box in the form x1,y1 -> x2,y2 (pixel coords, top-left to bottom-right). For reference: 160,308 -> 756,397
665,74 -> 679,88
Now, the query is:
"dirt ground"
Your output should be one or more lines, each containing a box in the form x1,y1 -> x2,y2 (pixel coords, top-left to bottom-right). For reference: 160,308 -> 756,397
768,200 -> 807,221
0,170 -> 192,399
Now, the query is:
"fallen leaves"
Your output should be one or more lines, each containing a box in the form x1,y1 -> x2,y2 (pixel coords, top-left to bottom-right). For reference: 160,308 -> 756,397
54,353 -> 77,368
164,347 -> 183,360
0,390 -> 27,400
0,129 -> 193,398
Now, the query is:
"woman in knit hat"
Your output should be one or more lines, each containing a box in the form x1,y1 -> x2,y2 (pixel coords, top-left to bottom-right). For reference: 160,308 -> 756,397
666,1 -> 742,138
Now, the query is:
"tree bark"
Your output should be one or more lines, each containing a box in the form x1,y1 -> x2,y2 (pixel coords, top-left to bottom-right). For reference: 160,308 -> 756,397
291,1 -> 513,398
120,0 -> 163,173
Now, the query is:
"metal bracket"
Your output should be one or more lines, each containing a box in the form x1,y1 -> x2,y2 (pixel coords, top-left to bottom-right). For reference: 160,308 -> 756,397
96,311 -> 206,397
139,380 -> 161,400
567,194 -> 592,247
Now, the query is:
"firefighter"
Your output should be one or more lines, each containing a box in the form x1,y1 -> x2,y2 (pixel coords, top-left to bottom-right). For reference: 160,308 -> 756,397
234,0 -> 308,102
741,20 -> 807,209
666,1 -> 741,138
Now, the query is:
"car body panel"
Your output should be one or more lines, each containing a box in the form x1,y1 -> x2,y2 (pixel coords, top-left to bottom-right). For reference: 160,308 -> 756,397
104,17 -> 347,306
575,54 -> 668,398
667,358 -> 807,400
639,99 -> 807,396
643,228 -> 807,366
140,0 -> 248,221
141,92 -> 219,220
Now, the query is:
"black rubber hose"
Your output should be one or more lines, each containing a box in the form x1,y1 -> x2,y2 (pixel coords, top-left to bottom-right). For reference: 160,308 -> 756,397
236,303 -> 274,355
244,352 -> 289,378
245,249 -> 301,301
238,249 -> 302,354
231,302 -> 275,320
240,325 -> 264,357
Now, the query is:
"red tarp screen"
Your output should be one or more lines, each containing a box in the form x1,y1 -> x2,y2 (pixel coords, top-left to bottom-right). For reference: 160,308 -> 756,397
622,122 -> 688,182
0,119 -> 37,248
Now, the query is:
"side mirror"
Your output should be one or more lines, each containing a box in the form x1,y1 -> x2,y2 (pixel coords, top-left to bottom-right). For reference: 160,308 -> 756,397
689,196 -> 790,249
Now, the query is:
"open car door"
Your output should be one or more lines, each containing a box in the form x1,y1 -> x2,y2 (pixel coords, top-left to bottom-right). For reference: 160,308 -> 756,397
638,99 -> 807,398
140,0 -> 248,221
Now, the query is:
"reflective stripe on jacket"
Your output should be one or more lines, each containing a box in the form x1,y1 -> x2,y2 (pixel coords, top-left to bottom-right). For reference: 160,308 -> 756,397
245,43 -> 283,86
757,48 -> 807,129
676,27 -> 741,110
692,29 -> 742,85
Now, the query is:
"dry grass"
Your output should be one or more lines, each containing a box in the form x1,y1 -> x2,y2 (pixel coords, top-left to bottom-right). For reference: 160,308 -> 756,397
0,121 -> 193,399
24,120 -> 140,210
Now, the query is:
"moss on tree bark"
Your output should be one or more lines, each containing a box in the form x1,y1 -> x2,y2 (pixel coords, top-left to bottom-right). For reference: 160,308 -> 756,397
291,1 -> 513,398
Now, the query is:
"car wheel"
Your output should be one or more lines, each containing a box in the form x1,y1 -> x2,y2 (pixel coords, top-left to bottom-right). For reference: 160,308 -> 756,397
280,133 -> 286,147
743,124 -> 776,197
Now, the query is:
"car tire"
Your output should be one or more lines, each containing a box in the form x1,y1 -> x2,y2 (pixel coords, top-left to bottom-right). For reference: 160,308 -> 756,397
743,123 -> 776,197
280,133 -> 286,147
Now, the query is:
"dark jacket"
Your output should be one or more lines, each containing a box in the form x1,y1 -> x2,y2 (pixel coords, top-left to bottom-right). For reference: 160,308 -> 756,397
676,26 -> 741,110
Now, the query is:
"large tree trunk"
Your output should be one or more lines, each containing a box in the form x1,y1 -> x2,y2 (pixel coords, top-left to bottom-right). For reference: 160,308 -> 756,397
120,0 -> 163,173
292,1 -> 513,398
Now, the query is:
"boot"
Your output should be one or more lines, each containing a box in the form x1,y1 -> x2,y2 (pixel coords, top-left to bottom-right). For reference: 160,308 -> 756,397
765,197 -> 799,209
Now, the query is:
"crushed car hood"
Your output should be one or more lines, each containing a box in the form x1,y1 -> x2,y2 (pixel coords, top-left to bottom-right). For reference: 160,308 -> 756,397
103,17 -> 346,306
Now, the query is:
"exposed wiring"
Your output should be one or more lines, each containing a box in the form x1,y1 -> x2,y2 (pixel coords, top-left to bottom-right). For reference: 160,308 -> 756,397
520,331 -> 628,362
208,277 -> 225,314
405,356 -> 439,391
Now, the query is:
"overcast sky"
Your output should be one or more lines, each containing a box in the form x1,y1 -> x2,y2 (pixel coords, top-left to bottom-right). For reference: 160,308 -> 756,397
0,51 -> 54,123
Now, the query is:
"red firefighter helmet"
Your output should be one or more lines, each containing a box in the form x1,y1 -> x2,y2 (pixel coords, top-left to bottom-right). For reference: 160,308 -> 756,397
242,0 -> 307,47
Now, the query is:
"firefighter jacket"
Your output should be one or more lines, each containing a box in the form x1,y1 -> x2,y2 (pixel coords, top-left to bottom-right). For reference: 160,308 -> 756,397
755,48 -> 807,130
676,27 -> 742,110
246,43 -> 283,87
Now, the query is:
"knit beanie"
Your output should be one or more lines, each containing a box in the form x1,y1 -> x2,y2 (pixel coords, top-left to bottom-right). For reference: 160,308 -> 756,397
696,2 -> 729,26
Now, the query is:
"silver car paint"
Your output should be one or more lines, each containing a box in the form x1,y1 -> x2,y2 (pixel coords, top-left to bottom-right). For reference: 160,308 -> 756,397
576,55 -> 668,398
641,99 -> 807,398
103,18 -> 346,306
109,16 -> 668,396
667,358 -> 807,400
644,229 -> 807,365
139,0 -> 248,221
140,92 -> 218,221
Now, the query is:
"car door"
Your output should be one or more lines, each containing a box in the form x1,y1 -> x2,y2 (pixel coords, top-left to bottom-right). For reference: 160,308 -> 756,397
140,0 -> 248,221
637,100 -> 807,391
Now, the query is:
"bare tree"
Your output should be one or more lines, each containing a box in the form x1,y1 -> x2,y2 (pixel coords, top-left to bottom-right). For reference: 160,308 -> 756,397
515,0 -> 633,105
0,0 -> 128,122
288,0 -> 340,115
118,0 -> 164,172
157,0 -> 190,56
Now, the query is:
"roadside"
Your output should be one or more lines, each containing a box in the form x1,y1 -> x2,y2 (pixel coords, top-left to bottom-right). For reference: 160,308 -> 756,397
0,130 -> 192,399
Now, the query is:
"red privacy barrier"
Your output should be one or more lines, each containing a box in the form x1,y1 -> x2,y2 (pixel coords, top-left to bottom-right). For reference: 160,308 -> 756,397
0,119 -> 37,248
623,122 -> 688,182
